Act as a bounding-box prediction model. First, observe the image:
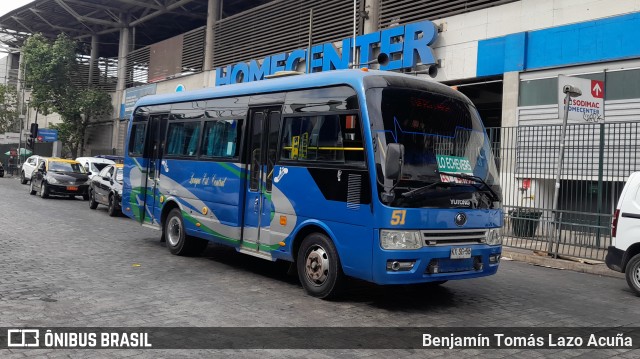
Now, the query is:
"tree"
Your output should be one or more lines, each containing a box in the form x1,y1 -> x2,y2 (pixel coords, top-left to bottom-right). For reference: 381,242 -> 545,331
22,33 -> 112,157
0,84 -> 19,134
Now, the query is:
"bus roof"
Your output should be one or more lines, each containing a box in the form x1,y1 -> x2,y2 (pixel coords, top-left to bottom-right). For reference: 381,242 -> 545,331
134,69 -> 466,110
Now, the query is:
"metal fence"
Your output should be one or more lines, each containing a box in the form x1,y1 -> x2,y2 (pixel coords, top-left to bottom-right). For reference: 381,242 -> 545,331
487,121 -> 640,261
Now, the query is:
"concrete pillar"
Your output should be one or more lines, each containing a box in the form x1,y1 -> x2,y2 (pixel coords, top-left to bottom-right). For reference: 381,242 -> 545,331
203,0 -> 220,87
88,35 -> 98,86
113,18 -> 130,154
499,71 -> 520,210
363,0 -> 379,34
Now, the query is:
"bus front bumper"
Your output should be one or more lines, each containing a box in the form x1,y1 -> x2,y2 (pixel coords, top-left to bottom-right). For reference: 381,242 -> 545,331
371,244 -> 502,285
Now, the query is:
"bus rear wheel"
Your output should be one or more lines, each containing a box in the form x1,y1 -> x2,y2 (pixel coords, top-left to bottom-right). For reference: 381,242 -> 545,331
297,232 -> 344,299
164,208 -> 207,256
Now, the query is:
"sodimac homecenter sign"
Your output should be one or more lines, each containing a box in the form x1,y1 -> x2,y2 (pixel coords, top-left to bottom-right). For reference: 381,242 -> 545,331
214,20 -> 439,86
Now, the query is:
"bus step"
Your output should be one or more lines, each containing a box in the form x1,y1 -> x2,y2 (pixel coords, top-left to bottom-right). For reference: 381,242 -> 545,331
141,223 -> 161,231
239,247 -> 274,261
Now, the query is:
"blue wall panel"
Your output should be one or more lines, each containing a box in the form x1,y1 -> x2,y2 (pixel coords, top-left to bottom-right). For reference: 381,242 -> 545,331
477,12 -> 640,76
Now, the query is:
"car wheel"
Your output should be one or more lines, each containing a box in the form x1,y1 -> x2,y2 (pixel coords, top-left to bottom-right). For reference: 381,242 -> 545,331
164,208 -> 208,256
20,171 -> 27,184
297,232 -> 344,299
40,182 -> 49,199
108,194 -> 118,217
89,189 -> 98,209
625,254 -> 640,296
29,180 -> 36,195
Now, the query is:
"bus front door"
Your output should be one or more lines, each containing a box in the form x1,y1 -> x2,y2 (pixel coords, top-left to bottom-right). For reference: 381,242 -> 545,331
242,107 -> 281,255
140,113 -> 167,227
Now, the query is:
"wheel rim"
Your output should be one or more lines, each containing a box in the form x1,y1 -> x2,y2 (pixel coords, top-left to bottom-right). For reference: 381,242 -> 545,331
167,216 -> 182,247
304,245 -> 330,286
40,184 -> 45,197
633,262 -> 640,290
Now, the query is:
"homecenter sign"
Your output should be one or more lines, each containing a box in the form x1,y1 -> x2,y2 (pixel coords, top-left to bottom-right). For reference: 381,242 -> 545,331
214,21 -> 439,86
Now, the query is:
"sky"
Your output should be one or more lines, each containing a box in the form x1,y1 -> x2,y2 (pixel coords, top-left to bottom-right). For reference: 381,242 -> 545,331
0,0 -> 33,17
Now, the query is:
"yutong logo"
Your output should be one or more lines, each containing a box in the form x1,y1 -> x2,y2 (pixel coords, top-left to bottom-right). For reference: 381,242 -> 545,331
454,213 -> 467,227
450,199 -> 471,207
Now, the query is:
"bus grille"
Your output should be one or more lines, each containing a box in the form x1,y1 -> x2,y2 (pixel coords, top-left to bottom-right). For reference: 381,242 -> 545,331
421,229 -> 487,246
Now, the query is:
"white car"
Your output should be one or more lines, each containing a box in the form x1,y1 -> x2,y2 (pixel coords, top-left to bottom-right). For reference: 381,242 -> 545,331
607,172 -> 640,295
20,155 -> 45,184
75,157 -> 115,180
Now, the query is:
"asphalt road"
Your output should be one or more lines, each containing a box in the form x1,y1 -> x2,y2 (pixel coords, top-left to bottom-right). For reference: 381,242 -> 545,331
0,174 -> 638,358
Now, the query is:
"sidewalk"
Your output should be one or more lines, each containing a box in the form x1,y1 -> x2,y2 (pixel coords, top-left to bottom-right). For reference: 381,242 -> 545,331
502,247 -> 624,279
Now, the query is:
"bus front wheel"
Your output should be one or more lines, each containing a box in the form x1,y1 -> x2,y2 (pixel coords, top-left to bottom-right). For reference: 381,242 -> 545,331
297,232 -> 344,299
164,208 -> 207,256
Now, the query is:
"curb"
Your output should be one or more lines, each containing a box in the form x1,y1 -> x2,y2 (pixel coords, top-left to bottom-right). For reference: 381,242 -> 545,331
502,248 -> 625,279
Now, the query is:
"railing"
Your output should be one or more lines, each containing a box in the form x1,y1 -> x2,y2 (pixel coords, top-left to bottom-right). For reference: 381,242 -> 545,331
487,121 -> 640,261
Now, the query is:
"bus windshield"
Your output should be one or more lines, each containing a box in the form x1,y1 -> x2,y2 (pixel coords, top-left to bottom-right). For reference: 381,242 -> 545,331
370,86 -> 501,209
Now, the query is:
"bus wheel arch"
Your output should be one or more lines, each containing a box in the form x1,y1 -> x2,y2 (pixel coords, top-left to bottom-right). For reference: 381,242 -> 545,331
293,224 -> 345,299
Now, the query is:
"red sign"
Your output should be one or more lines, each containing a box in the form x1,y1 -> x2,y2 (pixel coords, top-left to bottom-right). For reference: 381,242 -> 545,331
37,136 -> 43,142
591,80 -> 604,99
522,178 -> 531,190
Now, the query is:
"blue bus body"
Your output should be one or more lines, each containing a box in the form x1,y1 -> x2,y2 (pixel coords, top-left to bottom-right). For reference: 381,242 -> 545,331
122,70 -> 503,297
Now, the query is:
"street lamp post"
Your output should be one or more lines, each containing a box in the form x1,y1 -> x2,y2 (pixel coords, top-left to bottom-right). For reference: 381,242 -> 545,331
549,84 -> 582,257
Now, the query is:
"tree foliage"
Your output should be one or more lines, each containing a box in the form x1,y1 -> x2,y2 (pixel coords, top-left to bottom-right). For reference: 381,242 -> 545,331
22,33 -> 112,157
0,84 -> 19,133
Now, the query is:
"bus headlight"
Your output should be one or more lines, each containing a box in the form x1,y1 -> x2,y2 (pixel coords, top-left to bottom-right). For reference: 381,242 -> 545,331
380,230 -> 422,250
484,229 -> 502,245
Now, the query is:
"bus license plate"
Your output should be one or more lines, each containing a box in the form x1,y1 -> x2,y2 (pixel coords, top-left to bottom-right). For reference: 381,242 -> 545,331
450,247 -> 471,259
67,186 -> 78,191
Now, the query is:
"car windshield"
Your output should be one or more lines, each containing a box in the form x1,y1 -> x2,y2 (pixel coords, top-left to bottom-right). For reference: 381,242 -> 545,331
49,161 -> 85,173
369,85 -> 501,209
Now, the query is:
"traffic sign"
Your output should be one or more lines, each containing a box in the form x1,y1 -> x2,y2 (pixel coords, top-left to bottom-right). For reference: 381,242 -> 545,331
558,75 -> 604,123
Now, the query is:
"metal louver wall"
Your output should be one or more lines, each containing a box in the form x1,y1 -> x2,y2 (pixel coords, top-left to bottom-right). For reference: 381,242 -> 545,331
126,47 -> 151,88
378,0 -> 519,28
213,0 -> 360,68
182,26 -> 206,73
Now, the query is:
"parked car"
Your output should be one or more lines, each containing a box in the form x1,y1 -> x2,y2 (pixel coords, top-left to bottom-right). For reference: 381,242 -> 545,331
29,158 -> 90,200
75,157 -> 115,180
89,163 -> 124,216
607,172 -> 640,295
20,155 -> 45,184
0,161 -> 4,177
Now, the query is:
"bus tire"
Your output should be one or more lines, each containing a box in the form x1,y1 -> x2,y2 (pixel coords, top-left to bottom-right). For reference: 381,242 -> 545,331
297,232 -> 344,299
625,254 -> 640,296
164,208 -> 207,256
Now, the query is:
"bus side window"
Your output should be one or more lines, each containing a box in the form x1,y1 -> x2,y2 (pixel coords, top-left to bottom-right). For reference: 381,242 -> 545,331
201,119 -> 240,158
280,113 -> 363,165
166,122 -> 201,157
129,124 -> 146,156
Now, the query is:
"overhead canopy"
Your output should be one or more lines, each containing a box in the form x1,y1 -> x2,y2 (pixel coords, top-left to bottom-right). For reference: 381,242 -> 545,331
0,0 -> 272,57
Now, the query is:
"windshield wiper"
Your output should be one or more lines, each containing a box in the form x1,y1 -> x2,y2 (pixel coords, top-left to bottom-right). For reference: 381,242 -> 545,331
437,171 -> 501,203
401,180 -> 453,199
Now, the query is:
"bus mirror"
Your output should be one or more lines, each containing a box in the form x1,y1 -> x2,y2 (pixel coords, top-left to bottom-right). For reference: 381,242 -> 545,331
384,143 -> 404,181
